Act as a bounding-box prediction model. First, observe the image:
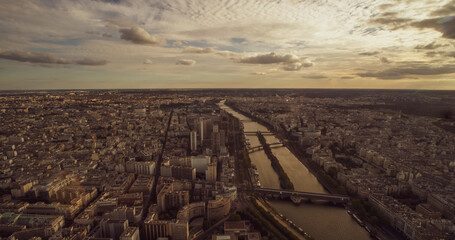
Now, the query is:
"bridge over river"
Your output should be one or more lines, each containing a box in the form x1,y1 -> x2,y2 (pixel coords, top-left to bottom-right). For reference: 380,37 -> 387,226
254,187 -> 350,204
247,142 -> 284,153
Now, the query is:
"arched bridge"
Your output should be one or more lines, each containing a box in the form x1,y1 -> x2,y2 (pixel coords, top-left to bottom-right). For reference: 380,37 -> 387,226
248,142 -> 284,153
254,188 -> 350,204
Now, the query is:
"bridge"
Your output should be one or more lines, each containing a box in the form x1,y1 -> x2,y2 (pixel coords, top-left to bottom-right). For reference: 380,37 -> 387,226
244,131 -> 273,136
247,142 -> 284,153
254,188 -> 350,204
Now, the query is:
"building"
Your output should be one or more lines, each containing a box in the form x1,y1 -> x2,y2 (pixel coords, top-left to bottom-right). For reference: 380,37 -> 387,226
191,156 -> 210,174
207,197 -> 231,222
144,214 -> 188,240
171,220 -> 189,240
206,162 -> 217,182
120,227 -> 140,240
157,184 -> 189,212
176,202 -> 205,222
100,219 -> 128,240
144,214 -> 171,240
129,175 -> 154,195
126,161 -> 156,175
190,131 -> 197,152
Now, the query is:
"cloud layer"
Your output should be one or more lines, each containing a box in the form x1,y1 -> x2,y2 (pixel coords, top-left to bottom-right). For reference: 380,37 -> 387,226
0,50 -> 107,66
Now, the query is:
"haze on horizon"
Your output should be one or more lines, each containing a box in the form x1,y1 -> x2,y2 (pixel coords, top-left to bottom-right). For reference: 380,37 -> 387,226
0,0 -> 454,90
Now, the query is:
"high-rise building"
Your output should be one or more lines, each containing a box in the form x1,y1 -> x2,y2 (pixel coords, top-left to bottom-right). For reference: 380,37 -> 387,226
191,155 -> 210,174
200,119 -> 205,146
190,131 -> 197,152
206,162 -> 217,182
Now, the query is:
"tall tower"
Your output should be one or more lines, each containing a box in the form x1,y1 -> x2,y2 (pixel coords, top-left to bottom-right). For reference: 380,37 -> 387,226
200,119 -> 205,146
190,131 -> 197,152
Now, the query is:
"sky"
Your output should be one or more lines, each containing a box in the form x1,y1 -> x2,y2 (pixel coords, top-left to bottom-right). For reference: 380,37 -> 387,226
0,0 -> 454,90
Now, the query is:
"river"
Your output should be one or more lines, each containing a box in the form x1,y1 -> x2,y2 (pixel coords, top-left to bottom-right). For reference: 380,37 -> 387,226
219,102 -> 371,240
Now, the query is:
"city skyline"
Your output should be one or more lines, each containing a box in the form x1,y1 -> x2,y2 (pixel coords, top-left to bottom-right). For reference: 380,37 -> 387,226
1,0 -> 455,90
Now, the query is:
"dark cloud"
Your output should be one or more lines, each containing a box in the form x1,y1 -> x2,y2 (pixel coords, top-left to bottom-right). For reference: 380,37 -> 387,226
302,74 -> 327,79
0,49 -> 107,66
377,4 -> 395,11
357,63 -> 455,79
86,31 -> 101,35
182,46 -> 215,54
359,51 -> 381,56
370,14 -> 455,39
415,42 -> 449,50
411,17 -> 455,39
0,50 -> 72,64
86,31 -> 112,38
430,0 -> 455,17
340,76 -> 354,79
119,27 -> 166,45
444,52 -> 455,58
370,17 -> 412,29
75,58 -> 108,66
176,59 -> 196,66
235,52 -> 300,64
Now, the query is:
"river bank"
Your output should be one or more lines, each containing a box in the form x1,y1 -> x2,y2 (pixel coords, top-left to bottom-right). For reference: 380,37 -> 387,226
220,101 -> 371,240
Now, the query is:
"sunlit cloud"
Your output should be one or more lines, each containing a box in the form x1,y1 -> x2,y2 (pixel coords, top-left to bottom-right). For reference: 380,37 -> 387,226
0,0 -> 454,89
119,27 -> 166,45
176,59 -> 196,66
182,47 -> 216,54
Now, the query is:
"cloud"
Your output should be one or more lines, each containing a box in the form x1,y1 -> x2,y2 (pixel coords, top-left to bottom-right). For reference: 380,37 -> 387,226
251,72 -> 267,75
370,17 -> 412,29
143,59 -> 152,64
282,61 -> 313,71
415,42 -> 449,50
0,49 -> 72,64
302,74 -> 327,79
370,14 -> 455,39
176,59 -> 196,66
119,27 -> 166,45
173,41 -> 183,47
215,50 -> 241,58
430,0 -> 455,17
380,57 -> 391,64
444,52 -> 455,58
357,63 -> 455,79
75,58 -> 108,66
233,52 -> 313,71
182,46 -> 215,54
0,49 -> 107,66
411,16 -> 455,39
359,51 -> 381,56
235,52 -> 300,64
86,31 -> 112,38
